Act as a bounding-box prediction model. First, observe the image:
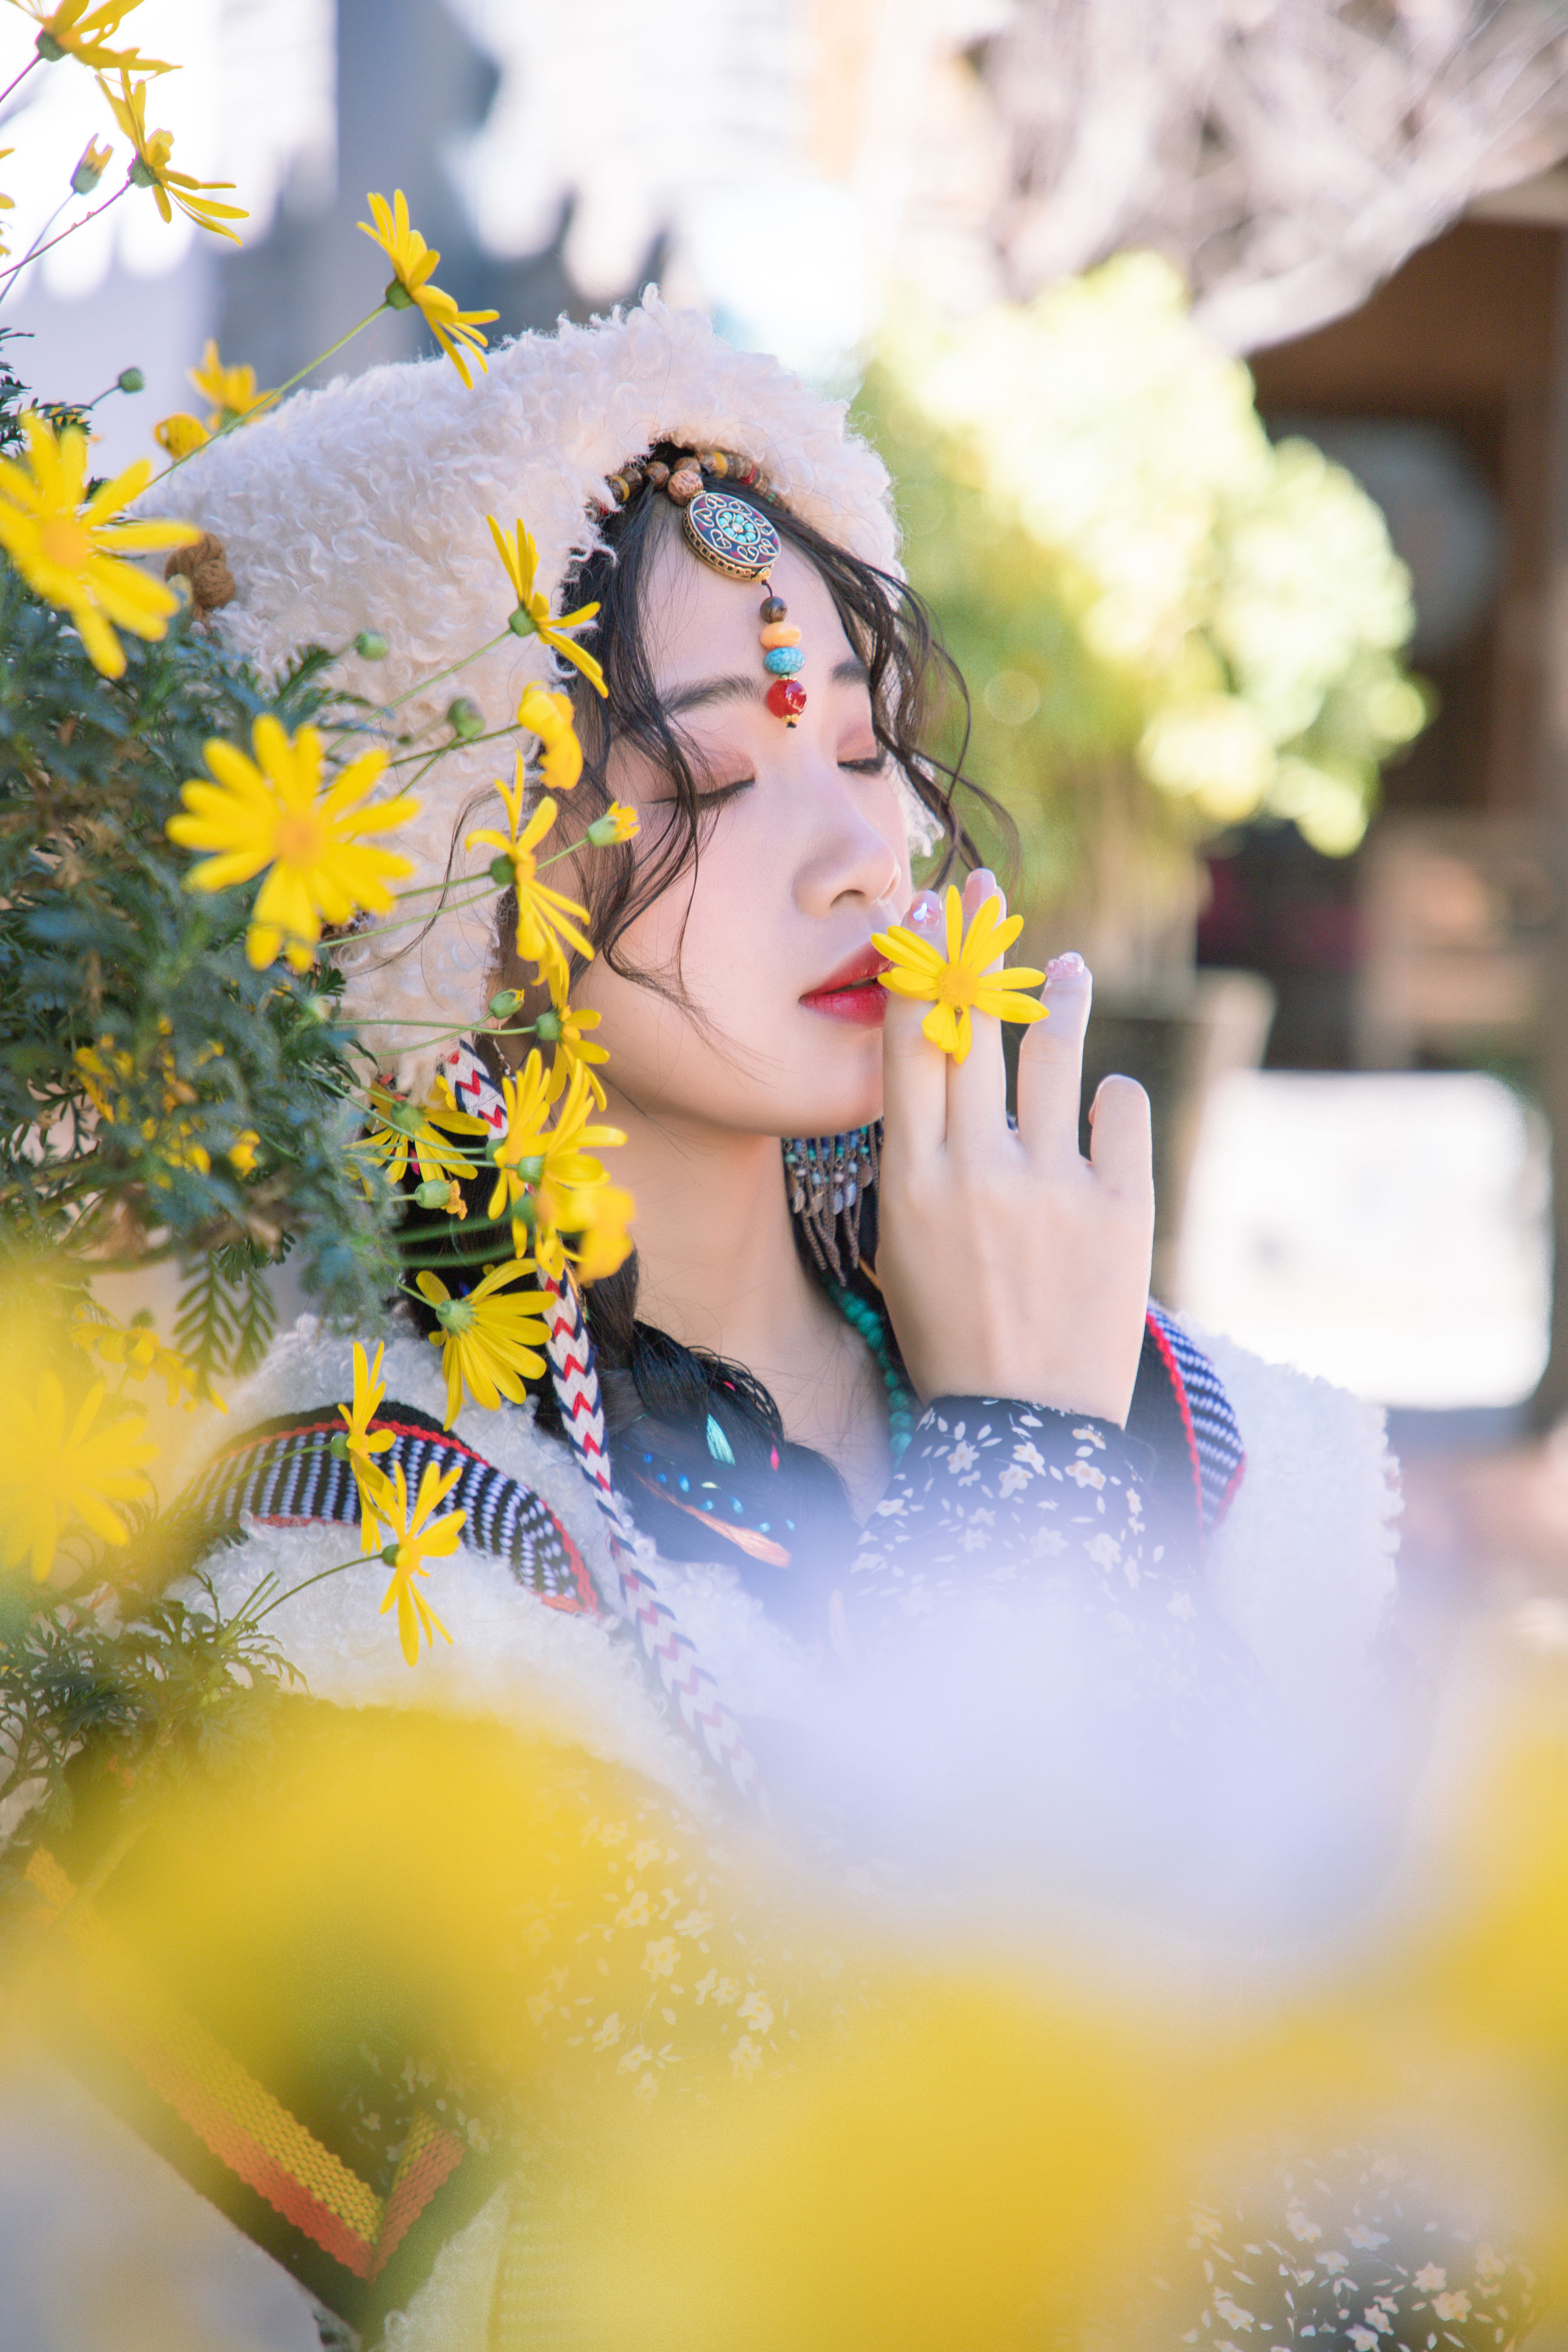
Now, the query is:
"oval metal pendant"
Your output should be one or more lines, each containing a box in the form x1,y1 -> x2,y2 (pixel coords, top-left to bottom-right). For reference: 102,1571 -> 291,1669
682,488 -> 782,583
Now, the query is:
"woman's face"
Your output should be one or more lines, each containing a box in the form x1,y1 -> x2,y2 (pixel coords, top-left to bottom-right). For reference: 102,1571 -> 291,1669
567,530 -> 913,1139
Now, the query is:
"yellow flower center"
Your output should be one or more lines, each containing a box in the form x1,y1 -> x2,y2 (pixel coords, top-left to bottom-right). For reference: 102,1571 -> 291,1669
273,807 -> 328,867
39,515 -> 92,571
936,965 -> 981,1010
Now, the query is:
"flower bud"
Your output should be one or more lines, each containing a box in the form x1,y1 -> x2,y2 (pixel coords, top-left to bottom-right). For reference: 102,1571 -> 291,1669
447,696 -> 483,740
413,1178 -> 456,1210
533,1009 -> 562,1043
354,629 -> 388,660
506,607 -> 538,638
73,141 -> 113,196
116,366 -> 145,394
488,854 -> 514,887
328,1432 -> 350,1461
488,988 -> 523,1019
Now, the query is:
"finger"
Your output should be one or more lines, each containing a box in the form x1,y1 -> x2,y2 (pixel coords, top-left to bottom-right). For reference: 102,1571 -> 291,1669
1087,1073 -> 1154,1204
879,887 -> 948,1159
1016,951 -> 1093,1166
947,870 -> 1009,1160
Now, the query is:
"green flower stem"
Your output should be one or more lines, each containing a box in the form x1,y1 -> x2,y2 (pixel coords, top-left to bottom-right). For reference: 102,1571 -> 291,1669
150,302 -> 391,488
0,179 -> 127,293
386,721 -> 522,767
340,880 -> 499,944
0,52 -> 41,110
240,1551 -> 372,1631
382,627 -> 513,712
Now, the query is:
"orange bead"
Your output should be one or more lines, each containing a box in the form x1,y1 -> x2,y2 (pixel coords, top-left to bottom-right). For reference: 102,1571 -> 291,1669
759,621 -> 801,649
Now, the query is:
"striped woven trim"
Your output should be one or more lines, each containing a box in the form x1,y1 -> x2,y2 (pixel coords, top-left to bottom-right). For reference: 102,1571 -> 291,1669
177,1403 -> 599,1616
24,1847 -> 465,2282
1145,1302 -> 1246,1537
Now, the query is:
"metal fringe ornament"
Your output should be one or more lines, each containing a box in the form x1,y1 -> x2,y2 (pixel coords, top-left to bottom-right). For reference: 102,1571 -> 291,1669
782,1122 -> 880,1281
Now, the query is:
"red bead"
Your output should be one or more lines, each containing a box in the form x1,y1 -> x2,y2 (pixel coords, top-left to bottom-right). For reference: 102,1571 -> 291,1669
766,678 -> 807,721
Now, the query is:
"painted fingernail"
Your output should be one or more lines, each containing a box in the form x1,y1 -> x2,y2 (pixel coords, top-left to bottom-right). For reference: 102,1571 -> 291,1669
1046,951 -> 1087,980
907,890 -> 942,930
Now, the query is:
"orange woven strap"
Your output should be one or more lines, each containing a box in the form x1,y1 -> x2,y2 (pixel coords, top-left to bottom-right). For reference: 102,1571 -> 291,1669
23,1847 -> 465,2282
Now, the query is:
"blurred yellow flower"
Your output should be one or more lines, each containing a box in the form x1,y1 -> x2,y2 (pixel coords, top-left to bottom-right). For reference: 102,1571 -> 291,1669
376,1458 -> 464,1664
414,1259 -> 551,1428
541,981 -> 609,1112
517,680 -> 584,791
465,768 -> 595,1000
70,135 -> 112,193
70,1317 -> 221,1414
570,1181 -> 635,1283
487,1055 -> 626,1282
336,1340 -> 395,1552
0,1371 -> 157,1580
20,0 -> 171,73
167,715 -> 419,972
875,888 -> 1048,1065
358,188 -> 498,387
187,338 -> 273,429
72,1022 -> 217,1177
99,71 -> 246,240
227,1128 -> 259,1175
362,1083 -> 488,1192
488,515 -> 607,696
0,411 -> 197,677
153,411 -> 208,459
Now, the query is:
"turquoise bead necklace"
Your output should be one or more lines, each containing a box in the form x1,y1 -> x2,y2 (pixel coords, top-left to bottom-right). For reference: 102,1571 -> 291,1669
830,1284 -> 917,1462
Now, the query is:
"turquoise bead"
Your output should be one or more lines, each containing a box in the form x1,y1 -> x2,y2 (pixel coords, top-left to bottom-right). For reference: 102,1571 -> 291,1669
764,645 -> 804,676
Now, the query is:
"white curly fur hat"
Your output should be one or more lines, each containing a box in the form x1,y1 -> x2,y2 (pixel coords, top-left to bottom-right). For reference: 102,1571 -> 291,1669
166,291 -> 917,1096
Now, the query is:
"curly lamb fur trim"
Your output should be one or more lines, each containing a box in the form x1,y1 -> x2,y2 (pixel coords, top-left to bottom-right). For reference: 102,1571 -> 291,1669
155,293 -> 923,1092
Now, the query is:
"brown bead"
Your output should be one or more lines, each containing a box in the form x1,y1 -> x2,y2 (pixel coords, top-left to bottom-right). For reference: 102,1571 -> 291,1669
644,459 -> 670,490
607,473 -> 632,505
667,465 -> 703,505
760,595 -> 787,624
620,461 -> 646,492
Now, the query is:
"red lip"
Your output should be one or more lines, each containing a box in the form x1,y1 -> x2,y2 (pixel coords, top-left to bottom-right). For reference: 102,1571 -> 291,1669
801,944 -> 891,1027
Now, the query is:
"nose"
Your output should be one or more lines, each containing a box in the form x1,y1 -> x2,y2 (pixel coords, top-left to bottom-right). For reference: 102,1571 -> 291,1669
792,763 -> 905,920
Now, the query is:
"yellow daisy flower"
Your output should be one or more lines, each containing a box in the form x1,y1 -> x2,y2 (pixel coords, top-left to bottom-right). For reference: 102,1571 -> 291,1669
361,1083 -> 489,1192
98,71 -> 247,241
0,1371 -> 157,1581
414,1258 -> 551,1429
376,1457 -> 465,1665
487,514 -> 607,696
187,337 -> 273,429
465,768 -> 595,999
333,1339 -> 395,1552
540,980 -> 609,1112
70,1315 -> 223,1414
22,1 -> 172,73
516,681 -> 584,792
487,1055 -> 626,1282
167,714 -> 419,973
0,411 -> 198,677
357,188 -> 498,387
874,887 -> 1048,1066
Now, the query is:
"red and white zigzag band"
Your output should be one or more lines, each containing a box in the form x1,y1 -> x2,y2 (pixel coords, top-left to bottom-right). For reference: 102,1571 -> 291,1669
541,1266 -> 763,1806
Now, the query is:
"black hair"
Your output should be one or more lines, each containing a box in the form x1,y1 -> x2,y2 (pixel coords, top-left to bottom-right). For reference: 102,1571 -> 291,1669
402,457 -> 1010,1550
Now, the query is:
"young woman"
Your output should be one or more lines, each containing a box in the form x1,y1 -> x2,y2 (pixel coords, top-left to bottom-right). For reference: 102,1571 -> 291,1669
141,297 -> 1493,2350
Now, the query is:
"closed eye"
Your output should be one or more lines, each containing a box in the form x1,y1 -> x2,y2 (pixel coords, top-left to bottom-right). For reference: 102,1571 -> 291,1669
840,751 -> 888,776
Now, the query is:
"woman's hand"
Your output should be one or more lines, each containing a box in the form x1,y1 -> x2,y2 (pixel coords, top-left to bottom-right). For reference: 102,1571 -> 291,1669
875,872 -> 1155,1426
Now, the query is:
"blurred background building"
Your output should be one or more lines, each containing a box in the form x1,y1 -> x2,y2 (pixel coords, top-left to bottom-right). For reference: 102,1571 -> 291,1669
6,0 -> 1568,1444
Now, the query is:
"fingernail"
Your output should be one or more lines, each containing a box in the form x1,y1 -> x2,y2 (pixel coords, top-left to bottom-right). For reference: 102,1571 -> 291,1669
1046,951 -> 1087,980
907,890 -> 942,930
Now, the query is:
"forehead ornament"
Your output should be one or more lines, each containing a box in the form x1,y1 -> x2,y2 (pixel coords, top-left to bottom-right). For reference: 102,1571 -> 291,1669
682,486 -> 807,729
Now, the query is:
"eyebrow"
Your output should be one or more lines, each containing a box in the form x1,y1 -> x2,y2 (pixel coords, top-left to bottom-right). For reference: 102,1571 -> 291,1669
662,654 -> 868,718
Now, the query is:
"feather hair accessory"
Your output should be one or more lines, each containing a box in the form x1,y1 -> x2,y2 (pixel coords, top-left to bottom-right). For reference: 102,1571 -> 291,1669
159,292 -> 932,1095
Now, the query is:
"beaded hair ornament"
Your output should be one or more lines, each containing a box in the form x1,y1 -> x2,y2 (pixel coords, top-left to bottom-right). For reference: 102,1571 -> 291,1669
605,448 -> 807,727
